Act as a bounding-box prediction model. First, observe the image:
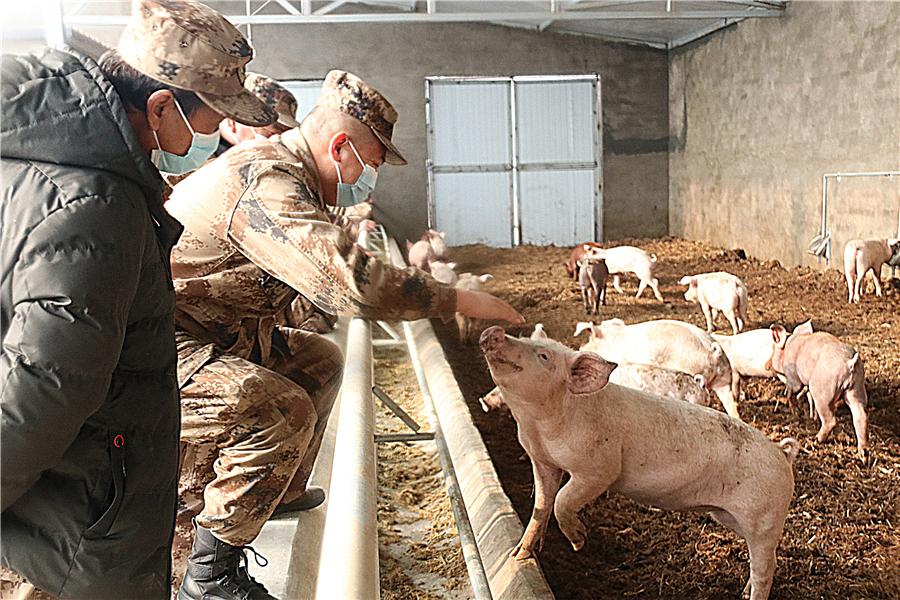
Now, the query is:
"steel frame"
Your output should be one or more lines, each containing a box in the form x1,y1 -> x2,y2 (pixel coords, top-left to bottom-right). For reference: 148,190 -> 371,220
58,0 -> 785,49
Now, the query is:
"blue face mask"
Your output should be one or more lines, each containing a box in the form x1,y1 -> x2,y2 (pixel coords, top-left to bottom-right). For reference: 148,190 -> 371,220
334,139 -> 378,207
150,98 -> 220,175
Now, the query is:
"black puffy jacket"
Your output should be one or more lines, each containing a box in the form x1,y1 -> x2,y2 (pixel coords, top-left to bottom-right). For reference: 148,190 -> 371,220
1,48 -> 183,598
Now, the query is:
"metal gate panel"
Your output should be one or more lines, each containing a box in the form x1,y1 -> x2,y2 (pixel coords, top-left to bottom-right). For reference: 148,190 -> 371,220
519,170 -> 595,246
430,82 -> 511,167
515,80 -> 596,164
427,75 -> 602,248
433,172 -> 513,247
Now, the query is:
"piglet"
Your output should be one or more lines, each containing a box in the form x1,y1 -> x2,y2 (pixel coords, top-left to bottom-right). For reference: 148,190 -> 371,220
680,271 -> 749,334
770,322 -> 869,461
565,242 -> 604,281
454,273 -> 495,344
578,253 -> 609,316
428,260 -> 458,285
587,246 -> 663,301
480,326 -> 797,600
609,364 -> 709,406
422,228 -> 448,260
407,239 -> 435,271
843,238 -> 900,303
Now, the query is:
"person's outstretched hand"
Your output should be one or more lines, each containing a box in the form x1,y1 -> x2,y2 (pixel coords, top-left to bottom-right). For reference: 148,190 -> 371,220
456,289 -> 524,324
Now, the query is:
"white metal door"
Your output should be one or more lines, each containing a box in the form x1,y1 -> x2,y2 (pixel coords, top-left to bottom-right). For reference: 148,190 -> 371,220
426,75 -> 602,247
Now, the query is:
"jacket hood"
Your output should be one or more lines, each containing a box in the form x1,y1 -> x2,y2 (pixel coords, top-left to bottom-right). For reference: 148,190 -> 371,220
1,47 -> 164,197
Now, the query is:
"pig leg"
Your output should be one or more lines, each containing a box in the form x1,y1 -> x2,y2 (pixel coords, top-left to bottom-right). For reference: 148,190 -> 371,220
712,384 -> 741,419
555,475 -> 615,551
723,308 -> 740,335
512,461 -> 563,560
743,537 -> 779,600
636,279 -> 647,298
810,383 -> 839,444
845,268 -> 855,304
844,384 -> 869,462
613,274 -> 624,294
853,265 -> 865,303
871,265 -> 884,297
650,278 -> 664,302
700,302 -> 715,333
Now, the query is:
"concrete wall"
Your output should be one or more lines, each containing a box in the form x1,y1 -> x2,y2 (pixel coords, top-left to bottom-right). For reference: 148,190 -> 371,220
669,1 -> 900,268
247,22 -> 668,244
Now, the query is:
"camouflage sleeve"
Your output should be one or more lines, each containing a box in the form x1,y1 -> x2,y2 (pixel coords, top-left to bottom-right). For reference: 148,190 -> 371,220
227,163 -> 456,321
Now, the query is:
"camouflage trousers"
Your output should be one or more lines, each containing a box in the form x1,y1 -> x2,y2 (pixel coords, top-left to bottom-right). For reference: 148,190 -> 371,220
171,326 -> 343,592
0,568 -> 56,600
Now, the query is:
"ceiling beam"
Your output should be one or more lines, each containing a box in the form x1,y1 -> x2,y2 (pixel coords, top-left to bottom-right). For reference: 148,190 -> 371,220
64,7 -> 784,26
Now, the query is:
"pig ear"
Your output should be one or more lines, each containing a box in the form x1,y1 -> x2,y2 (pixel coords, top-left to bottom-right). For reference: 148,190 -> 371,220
793,320 -> 813,336
770,324 -> 788,348
567,352 -> 617,395
573,321 -> 594,338
446,262 -> 457,270
531,324 -> 548,340
478,274 -> 494,283
406,240 -> 413,250
678,275 -> 692,285
439,231 -> 446,238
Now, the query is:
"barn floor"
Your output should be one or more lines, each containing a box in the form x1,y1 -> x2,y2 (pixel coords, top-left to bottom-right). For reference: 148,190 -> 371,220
433,237 -> 900,600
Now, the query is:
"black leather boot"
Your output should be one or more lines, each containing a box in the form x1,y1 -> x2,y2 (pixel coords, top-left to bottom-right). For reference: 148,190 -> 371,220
177,523 -> 277,600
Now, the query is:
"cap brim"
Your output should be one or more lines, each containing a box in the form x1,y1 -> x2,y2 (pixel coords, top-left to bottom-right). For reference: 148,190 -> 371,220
197,89 -> 278,127
276,112 -> 300,129
372,129 -> 407,166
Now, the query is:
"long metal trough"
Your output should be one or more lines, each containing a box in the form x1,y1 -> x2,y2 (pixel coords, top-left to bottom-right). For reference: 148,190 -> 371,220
250,227 -> 553,600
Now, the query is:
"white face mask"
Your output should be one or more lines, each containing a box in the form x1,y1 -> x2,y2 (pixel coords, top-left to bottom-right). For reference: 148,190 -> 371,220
150,97 -> 220,174
332,138 -> 378,207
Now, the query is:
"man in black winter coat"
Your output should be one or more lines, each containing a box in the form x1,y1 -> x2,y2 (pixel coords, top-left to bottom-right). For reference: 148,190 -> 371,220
0,1 -> 275,598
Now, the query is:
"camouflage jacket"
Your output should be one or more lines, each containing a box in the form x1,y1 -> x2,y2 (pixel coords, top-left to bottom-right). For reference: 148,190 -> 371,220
167,129 -> 455,364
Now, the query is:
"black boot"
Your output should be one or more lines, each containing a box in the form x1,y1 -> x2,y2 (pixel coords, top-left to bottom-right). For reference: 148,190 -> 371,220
177,524 -> 277,600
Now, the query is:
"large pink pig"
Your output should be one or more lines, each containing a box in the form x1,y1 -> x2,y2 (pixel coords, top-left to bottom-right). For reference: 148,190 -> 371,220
479,326 -> 797,600
769,322 -> 869,461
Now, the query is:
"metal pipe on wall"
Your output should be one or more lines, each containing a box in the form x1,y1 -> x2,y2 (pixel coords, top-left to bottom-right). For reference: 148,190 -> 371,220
818,170 -> 899,264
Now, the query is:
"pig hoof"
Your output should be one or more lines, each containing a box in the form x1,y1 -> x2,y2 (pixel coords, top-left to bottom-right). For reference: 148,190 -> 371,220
510,544 -> 535,561
571,539 -> 584,552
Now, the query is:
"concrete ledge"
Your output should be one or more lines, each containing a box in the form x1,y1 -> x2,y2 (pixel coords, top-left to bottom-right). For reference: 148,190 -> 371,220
405,318 -> 554,600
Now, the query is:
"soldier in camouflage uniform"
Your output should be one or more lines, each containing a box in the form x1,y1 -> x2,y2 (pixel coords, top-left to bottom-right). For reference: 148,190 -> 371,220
167,70 -> 522,599
216,72 -> 300,154
1,1 -> 275,599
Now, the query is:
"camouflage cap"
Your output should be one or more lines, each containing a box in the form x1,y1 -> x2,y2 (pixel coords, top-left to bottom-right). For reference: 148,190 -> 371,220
117,0 -> 276,127
244,72 -> 299,129
316,70 -> 407,166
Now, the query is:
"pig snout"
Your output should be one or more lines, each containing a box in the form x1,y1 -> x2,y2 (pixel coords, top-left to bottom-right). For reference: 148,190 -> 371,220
480,326 -> 507,353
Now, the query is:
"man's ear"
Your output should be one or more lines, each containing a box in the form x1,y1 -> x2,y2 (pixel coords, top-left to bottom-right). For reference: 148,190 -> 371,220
567,352 -> 617,395
145,89 -> 175,130
329,132 -> 348,162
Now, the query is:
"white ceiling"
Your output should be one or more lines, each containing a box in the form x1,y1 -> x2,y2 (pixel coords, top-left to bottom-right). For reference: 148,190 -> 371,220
55,0 -> 787,50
